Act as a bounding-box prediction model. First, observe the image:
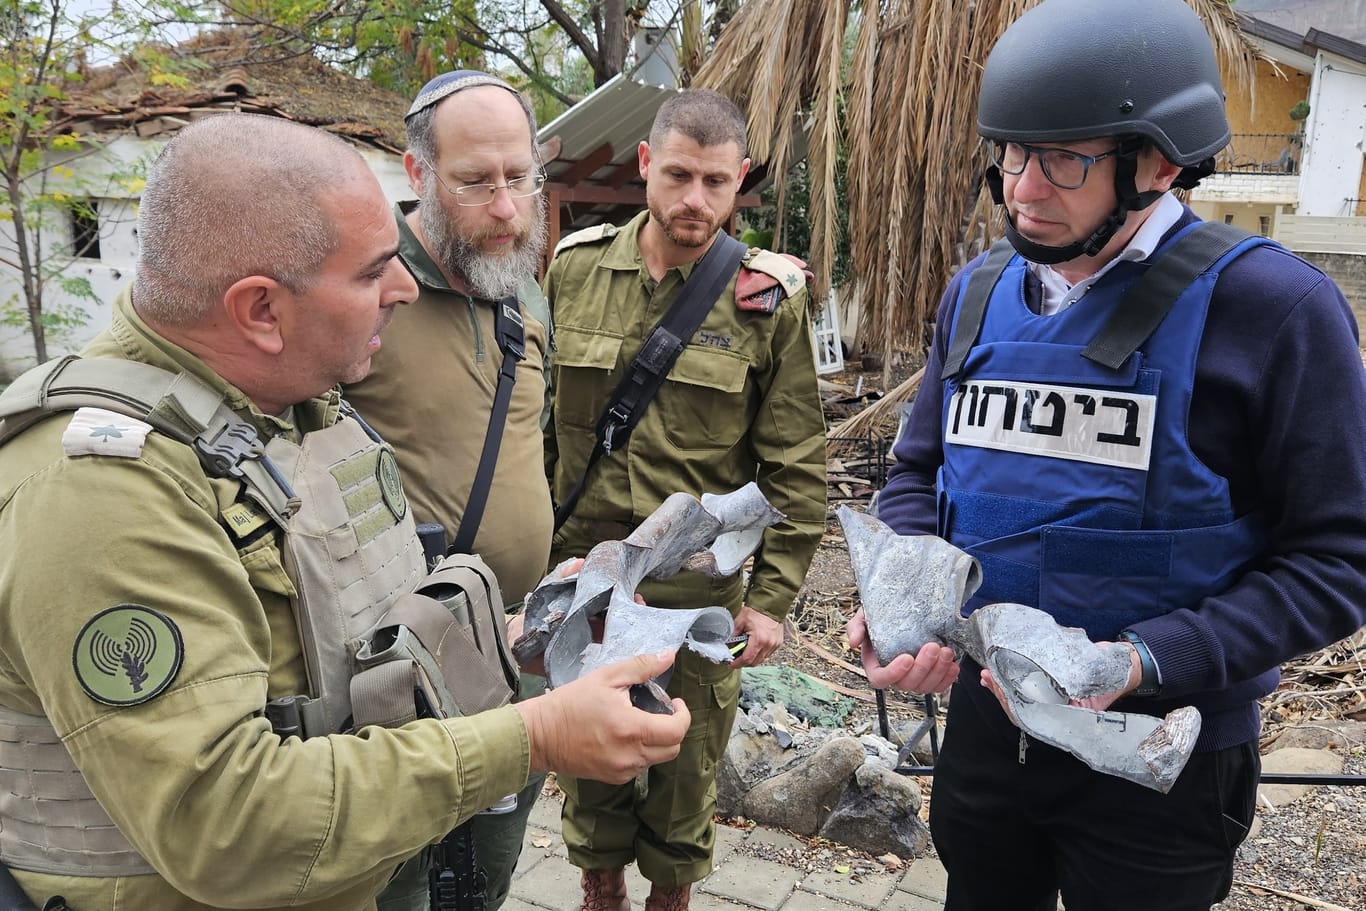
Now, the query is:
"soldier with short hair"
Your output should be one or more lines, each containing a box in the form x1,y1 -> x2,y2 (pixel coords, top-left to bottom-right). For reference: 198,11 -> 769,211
544,88 -> 827,911
0,112 -> 691,911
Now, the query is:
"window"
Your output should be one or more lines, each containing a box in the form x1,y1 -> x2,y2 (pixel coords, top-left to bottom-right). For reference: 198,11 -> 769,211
1223,214 -> 1235,225
1258,215 -> 1271,238
69,198 -> 101,260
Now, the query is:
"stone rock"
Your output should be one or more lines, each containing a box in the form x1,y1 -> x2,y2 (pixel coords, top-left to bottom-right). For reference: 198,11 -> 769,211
819,762 -> 930,858
885,715 -> 948,766
859,733 -> 900,767
740,736 -> 866,835
1257,746 -> 1346,809
1270,721 -> 1366,752
718,720 -> 804,815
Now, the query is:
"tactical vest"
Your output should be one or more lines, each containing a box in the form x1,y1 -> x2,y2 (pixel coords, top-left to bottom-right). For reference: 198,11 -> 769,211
937,223 -> 1271,641
0,356 -> 518,878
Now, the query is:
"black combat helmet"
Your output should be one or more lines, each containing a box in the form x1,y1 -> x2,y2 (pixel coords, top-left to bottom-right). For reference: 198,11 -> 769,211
977,0 -> 1229,264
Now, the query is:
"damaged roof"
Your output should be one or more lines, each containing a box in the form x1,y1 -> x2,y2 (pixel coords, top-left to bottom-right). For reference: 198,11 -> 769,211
52,29 -> 409,153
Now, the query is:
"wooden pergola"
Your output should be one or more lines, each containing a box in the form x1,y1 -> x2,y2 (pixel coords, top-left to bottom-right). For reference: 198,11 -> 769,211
537,73 -> 765,257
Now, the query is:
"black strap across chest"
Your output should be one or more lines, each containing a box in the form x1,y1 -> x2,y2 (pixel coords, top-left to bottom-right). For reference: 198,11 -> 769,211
940,221 -> 1253,380
552,232 -> 748,532
450,295 -> 525,556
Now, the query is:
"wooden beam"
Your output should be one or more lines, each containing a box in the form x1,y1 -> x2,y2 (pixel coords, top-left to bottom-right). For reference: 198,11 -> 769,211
545,183 -> 645,206
546,183 -> 760,209
603,157 -> 641,188
545,187 -> 562,275
555,142 -> 615,186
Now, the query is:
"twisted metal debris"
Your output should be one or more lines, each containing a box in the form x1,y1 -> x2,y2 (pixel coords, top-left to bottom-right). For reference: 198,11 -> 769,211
514,483 -> 785,714
839,507 -> 1200,793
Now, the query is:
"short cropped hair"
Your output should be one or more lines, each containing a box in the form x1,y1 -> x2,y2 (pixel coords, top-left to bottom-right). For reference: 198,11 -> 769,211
134,113 -> 364,325
648,88 -> 748,157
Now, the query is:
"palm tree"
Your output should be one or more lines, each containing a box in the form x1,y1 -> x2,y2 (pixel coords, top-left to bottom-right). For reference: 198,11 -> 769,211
696,0 -> 1263,378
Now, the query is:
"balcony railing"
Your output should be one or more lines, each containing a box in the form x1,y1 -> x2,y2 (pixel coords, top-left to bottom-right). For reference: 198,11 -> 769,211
1214,132 -> 1304,175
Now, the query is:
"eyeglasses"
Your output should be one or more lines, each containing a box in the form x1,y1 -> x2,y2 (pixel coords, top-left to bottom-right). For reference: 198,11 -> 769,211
990,141 -> 1120,190
424,160 -> 547,206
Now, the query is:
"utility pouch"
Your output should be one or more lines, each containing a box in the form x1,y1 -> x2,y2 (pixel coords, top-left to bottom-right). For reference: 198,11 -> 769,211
350,553 -> 519,729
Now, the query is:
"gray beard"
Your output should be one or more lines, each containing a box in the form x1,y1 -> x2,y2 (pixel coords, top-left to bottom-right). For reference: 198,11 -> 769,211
419,182 -> 548,300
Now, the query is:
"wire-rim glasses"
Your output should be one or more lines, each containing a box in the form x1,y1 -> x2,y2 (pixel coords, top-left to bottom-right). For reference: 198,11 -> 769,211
990,141 -> 1120,190
424,160 -> 547,206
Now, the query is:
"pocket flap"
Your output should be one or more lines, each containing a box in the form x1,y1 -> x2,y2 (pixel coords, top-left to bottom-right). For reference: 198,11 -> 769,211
670,345 -> 747,393
555,325 -> 623,370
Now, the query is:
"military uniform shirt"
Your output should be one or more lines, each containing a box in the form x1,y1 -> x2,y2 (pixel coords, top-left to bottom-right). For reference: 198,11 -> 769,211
344,203 -> 554,605
544,211 -> 826,621
0,288 -> 531,911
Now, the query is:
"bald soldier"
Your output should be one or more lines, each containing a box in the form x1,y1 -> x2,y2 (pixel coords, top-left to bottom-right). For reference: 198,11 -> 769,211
0,113 -> 690,911
344,70 -> 556,911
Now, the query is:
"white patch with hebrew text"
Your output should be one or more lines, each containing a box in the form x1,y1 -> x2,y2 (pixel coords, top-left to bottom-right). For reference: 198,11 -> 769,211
62,407 -> 152,459
946,380 -> 1155,470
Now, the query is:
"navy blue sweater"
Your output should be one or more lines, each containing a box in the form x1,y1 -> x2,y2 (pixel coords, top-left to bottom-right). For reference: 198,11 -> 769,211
878,207 -> 1366,750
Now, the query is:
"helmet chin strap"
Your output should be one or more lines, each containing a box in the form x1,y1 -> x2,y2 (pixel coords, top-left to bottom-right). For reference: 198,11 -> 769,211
986,135 -> 1164,266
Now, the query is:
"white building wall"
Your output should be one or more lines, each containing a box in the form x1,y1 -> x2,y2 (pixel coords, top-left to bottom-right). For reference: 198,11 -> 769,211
1,136 -> 411,378
1298,53 -> 1366,216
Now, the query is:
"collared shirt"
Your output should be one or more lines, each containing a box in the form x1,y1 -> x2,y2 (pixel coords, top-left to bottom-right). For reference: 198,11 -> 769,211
1032,192 -> 1185,315
543,210 -> 827,621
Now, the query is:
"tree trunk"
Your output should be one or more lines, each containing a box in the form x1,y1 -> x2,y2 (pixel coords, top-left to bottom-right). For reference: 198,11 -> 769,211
597,0 -> 626,86
6,172 -> 47,364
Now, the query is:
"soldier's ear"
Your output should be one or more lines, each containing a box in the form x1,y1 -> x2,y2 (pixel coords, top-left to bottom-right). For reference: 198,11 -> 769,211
403,151 -> 426,196
638,141 -> 652,182
222,275 -> 287,356
737,157 -> 751,190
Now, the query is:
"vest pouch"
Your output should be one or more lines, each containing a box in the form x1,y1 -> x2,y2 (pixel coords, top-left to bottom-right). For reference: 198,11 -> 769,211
350,554 -> 519,731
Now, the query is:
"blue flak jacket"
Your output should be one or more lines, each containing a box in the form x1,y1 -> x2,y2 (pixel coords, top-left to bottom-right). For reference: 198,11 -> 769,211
939,225 -> 1269,649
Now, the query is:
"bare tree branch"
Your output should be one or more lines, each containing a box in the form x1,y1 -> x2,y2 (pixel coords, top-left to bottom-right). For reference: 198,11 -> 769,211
540,0 -> 601,75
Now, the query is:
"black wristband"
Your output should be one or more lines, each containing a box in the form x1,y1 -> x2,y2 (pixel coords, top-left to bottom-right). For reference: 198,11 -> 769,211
1119,630 -> 1160,697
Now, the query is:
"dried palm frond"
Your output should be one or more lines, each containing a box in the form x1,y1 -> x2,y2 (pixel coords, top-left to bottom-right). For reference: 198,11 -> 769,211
698,1 -> 1262,376
695,0 -> 847,297
827,366 -> 923,455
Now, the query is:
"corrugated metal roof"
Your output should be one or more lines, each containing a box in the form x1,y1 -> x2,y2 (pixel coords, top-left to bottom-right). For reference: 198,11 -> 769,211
537,73 -> 680,183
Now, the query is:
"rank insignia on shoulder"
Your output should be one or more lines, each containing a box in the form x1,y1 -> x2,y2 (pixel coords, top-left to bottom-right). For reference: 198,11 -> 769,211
554,222 -> 617,255
73,605 -> 184,706
736,251 -> 811,314
62,407 -> 152,459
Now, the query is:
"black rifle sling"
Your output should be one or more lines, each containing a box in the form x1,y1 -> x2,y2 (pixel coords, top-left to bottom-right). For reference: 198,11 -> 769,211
450,296 -> 525,556
552,232 -> 748,532
429,822 -> 487,911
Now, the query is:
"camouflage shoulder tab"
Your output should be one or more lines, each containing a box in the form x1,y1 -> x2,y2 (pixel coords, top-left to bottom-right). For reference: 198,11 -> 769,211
554,222 -> 618,255
742,249 -> 807,296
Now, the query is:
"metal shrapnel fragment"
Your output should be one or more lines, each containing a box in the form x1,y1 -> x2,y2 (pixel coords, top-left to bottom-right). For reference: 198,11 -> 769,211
515,483 -> 785,713
838,506 -> 1201,793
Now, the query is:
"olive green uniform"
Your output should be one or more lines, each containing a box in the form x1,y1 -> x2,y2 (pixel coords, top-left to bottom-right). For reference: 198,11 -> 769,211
343,202 -> 553,910
345,202 -> 554,607
0,289 -> 532,911
544,211 -> 826,886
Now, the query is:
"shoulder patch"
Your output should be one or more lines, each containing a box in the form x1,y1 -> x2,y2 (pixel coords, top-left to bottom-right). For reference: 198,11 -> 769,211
736,250 -> 809,314
73,605 -> 184,706
62,407 -> 152,459
743,249 -> 808,294
554,222 -> 617,255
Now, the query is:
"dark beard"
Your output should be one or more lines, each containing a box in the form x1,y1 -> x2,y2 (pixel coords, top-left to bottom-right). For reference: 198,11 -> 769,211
419,180 -> 548,299
648,199 -> 730,248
